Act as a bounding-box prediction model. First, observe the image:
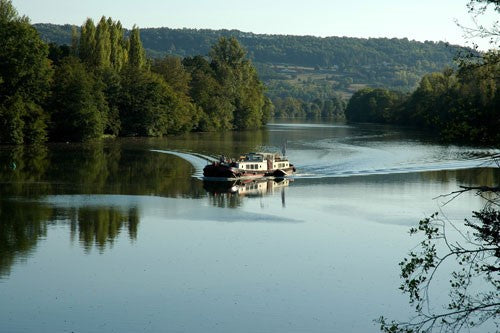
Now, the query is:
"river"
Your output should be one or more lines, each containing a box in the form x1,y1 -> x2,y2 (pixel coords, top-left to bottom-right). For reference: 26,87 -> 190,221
0,120 -> 498,332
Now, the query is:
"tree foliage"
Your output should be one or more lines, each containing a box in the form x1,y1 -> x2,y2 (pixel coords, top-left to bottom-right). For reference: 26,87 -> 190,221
34,23 -> 469,94
181,38 -> 269,131
462,0 -> 500,47
345,88 -> 407,123
128,25 -> 146,69
345,52 -> 500,145
0,1 -> 270,144
0,0 -> 52,144
378,182 -> 500,333
182,55 -> 234,131
49,57 -> 107,141
210,37 -> 268,129
118,66 -> 196,136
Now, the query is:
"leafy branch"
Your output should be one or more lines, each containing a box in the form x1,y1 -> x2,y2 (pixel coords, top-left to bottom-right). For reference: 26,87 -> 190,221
377,184 -> 499,333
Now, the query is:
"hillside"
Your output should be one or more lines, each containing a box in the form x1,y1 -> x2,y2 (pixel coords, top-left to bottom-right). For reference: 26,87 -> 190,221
34,23 -> 471,117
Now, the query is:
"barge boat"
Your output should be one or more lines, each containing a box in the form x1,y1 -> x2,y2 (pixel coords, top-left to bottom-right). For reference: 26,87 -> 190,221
203,152 -> 296,180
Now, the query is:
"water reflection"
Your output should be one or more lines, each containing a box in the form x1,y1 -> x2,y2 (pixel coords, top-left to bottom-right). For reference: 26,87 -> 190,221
293,167 -> 500,188
1,122 -> 499,333
67,206 -> 139,253
0,142 -> 206,198
0,199 -> 51,277
0,129 -> 271,198
204,178 -> 291,208
0,198 -> 141,277
0,125 -> 498,280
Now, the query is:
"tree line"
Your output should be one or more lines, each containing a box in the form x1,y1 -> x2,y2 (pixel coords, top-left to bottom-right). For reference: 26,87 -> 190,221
0,0 -> 270,144
345,51 -> 500,145
31,16 -> 476,122
35,23 -> 464,81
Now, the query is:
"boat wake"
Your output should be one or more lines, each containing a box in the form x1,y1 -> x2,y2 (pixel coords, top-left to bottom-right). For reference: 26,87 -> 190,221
152,147 -> 498,181
150,149 -> 216,179
295,157 -> 496,179
291,140 -> 498,179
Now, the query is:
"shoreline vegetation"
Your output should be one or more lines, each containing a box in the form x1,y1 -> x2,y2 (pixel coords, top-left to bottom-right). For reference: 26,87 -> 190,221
0,1 -> 271,144
1,0 -> 498,146
345,52 -> 499,145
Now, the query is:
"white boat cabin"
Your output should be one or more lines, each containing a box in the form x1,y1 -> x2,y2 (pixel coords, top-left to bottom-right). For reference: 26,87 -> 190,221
234,152 -> 290,171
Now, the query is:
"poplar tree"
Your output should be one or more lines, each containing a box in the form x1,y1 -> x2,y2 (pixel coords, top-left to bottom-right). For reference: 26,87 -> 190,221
70,25 -> 79,56
128,25 -> 146,69
95,16 -> 111,68
108,19 -> 126,71
78,18 -> 96,66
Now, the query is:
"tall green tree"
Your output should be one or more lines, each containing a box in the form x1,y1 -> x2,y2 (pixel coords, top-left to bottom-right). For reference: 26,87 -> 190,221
108,18 -> 127,71
0,0 -> 52,144
78,18 -> 96,66
128,25 -> 146,69
70,25 -> 78,55
209,37 -> 269,130
95,16 -> 111,68
49,57 -> 107,141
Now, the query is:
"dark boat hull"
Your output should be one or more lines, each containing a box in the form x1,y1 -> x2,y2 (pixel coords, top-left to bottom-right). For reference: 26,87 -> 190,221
203,163 -> 295,180
203,164 -> 239,178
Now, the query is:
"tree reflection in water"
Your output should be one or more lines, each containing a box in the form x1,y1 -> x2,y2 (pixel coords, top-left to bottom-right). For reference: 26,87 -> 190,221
0,200 -> 51,277
0,135 -> 271,277
0,135 -> 496,278
0,198 -> 140,277
67,206 -> 140,254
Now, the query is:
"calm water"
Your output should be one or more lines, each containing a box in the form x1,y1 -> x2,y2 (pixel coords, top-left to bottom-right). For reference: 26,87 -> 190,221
0,121 -> 498,333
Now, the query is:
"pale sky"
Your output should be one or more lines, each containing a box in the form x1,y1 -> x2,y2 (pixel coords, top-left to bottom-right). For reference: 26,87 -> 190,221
12,0 -> 499,50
